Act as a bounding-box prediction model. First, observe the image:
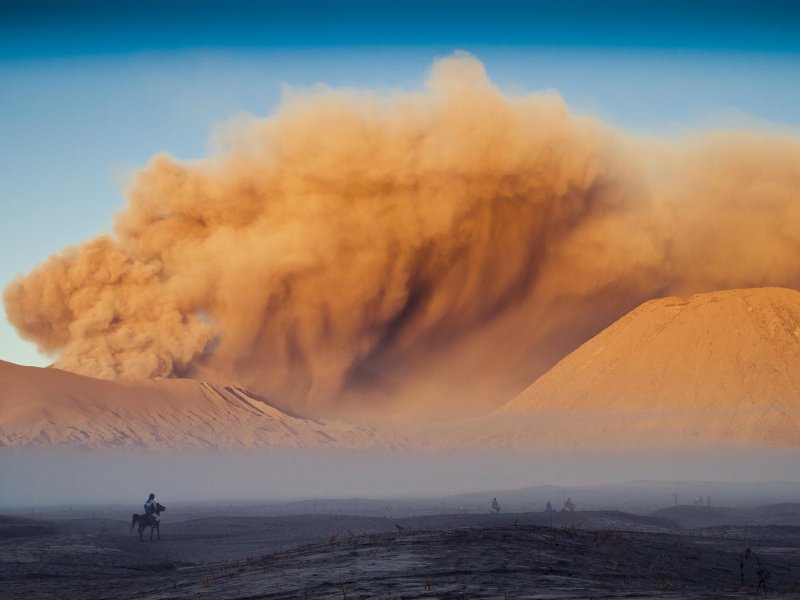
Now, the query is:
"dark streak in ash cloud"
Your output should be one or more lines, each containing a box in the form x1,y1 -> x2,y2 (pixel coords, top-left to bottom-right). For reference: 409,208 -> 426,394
5,53 -> 800,418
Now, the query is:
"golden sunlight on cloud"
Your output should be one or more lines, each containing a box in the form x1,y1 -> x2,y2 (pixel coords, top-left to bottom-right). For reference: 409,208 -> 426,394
5,53 -> 800,418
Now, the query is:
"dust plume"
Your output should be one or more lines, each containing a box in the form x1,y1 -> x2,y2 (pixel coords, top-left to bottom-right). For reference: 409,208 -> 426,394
5,53 -> 800,418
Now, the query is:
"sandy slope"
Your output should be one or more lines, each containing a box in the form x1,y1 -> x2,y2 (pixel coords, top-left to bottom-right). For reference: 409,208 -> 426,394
426,287 -> 800,449
502,287 -> 800,413
484,287 -> 800,447
2,287 -> 800,449
0,361 -> 374,448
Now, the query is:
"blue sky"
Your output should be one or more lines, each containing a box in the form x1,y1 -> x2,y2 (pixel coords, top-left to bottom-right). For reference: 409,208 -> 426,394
1,1 -> 799,366
2,1 -> 799,57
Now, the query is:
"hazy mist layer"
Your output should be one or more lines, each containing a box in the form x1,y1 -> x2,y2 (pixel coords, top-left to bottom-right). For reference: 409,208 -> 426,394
5,53 -> 800,418
2,447 -> 799,508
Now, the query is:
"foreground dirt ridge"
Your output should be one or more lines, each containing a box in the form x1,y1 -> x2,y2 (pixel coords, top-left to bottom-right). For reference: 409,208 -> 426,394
3,513 -> 800,599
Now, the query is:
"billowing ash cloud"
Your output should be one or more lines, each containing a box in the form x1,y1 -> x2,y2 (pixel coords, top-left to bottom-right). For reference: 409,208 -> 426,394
5,54 -> 800,418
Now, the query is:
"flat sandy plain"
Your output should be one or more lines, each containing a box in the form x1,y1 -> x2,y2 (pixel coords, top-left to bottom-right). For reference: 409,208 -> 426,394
3,504 -> 800,599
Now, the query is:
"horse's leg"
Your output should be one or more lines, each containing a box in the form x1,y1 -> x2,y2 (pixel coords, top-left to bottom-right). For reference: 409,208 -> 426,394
156,522 -> 160,541
130,515 -> 136,533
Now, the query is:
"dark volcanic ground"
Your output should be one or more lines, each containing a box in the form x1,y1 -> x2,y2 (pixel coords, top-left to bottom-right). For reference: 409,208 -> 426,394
3,510 -> 800,599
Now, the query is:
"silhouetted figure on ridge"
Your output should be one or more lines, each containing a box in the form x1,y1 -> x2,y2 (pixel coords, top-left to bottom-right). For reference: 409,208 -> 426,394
144,493 -> 159,525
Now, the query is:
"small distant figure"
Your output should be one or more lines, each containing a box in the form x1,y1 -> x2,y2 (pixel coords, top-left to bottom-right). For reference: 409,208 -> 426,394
563,497 -> 576,512
144,493 -> 159,524
672,491 -> 679,506
489,497 -> 501,514
694,495 -> 704,506
545,501 -> 553,513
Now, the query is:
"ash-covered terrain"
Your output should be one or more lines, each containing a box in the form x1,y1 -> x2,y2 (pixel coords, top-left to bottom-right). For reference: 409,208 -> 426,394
3,495 -> 800,599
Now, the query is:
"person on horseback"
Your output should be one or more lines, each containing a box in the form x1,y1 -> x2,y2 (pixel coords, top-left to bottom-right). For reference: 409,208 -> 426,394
132,494 -> 166,541
144,493 -> 159,525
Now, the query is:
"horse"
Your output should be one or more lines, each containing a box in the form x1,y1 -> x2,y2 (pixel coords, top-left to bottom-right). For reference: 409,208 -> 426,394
131,503 -> 166,541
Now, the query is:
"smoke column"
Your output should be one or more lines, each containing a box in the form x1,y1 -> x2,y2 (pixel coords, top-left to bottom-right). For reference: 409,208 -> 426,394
5,54 -> 800,418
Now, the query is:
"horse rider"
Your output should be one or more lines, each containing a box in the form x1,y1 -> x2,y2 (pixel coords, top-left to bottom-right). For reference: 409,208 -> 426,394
144,493 -> 159,525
